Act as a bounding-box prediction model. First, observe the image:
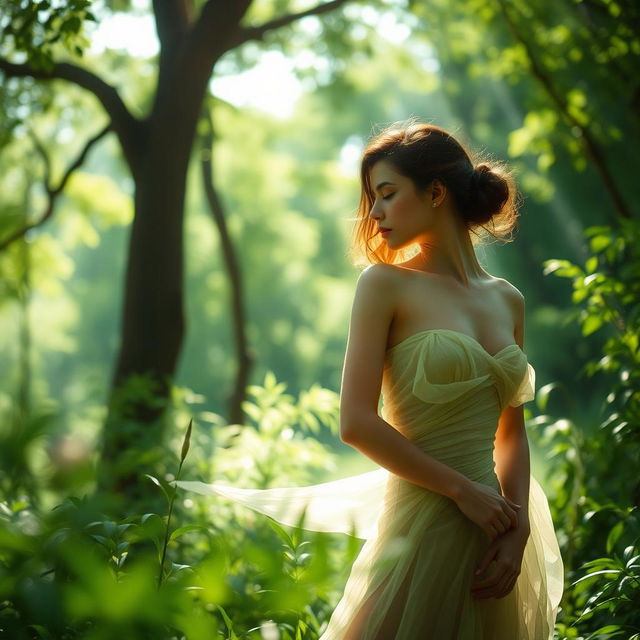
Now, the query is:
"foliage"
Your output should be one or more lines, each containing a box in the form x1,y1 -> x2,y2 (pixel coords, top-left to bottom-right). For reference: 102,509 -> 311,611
0,374 -> 357,638
0,0 -> 96,69
215,370 -> 340,488
1,0 -> 639,636
531,218 -> 640,638
0,402 -> 61,503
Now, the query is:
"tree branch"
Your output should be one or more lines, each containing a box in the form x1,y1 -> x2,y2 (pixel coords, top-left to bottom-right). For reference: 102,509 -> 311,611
0,123 -> 112,251
152,0 -> 190,49
0,58 -> 144,174
189,0 -> 252,57
199,104 -> 254,428
496,0 -> 632,220
28,129 -> 52,188
233,0 -> 351,47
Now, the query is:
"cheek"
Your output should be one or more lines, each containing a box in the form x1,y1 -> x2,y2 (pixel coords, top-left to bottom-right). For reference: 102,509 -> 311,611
390,193 -> 412,215
395,195 -> 425,221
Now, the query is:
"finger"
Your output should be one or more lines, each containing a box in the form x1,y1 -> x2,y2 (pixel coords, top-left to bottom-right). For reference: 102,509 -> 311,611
472,570 -> 511,598
487,568 -> 517,596
504,504 -> 519,529
505,499 -> 522,527
475,548 -> 498,576
502,512 -> 518,530
496,513 -> 510,532
500,573 -> 518,598
495,571 -> 513,596
471,567 -> 503,591
472,559 -> 510,587
474,572 -> 514,599
485,523 -> 498,540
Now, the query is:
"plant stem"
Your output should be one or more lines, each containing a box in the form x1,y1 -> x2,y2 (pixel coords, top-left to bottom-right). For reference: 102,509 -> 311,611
158,418 -> 192,589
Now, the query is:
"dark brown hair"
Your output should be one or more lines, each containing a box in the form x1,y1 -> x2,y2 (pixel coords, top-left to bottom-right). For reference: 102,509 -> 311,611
349,119 -> 521,266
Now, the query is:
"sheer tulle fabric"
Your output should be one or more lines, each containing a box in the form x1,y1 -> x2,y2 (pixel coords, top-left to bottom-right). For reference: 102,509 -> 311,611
177,329 -> 563,639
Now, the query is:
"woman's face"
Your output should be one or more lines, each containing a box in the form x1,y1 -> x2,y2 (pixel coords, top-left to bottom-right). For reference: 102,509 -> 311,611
367,159 -> 436,250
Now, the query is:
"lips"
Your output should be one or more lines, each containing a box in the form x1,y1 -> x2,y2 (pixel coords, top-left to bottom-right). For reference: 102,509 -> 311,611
379,227 -> 391,233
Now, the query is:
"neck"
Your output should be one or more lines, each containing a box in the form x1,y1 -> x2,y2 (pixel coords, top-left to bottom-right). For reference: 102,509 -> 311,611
412,225 -> 485,287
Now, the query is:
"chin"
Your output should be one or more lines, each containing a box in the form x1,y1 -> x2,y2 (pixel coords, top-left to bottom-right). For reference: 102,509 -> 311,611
386,237 -> 411,250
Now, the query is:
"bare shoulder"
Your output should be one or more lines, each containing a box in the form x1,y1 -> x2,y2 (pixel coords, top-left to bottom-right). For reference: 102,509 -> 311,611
354,263 -> 402,310
494,277 -> 525,307
492,277 -> 526,344
350,263 -> 400,337
358,262 -> 420,297
358,262 -> 401,288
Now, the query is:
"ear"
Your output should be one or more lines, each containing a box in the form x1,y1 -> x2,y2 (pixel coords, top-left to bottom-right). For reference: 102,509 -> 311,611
431,178 -> 447,202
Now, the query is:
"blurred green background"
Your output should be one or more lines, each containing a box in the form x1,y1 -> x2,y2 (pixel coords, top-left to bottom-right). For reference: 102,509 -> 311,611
1,1 -> 638,638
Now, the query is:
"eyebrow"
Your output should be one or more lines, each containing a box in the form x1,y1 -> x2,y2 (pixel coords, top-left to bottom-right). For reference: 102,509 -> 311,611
374,181 -> 395,192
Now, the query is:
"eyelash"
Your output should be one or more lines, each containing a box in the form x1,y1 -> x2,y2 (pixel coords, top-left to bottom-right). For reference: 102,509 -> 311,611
382,193 -> 394,200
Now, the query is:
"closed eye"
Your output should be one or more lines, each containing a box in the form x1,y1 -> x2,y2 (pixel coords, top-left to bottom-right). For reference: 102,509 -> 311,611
382,193 -> 395,200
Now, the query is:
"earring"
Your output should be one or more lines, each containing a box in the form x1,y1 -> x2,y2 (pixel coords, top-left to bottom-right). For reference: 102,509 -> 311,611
432,202 -> 437,207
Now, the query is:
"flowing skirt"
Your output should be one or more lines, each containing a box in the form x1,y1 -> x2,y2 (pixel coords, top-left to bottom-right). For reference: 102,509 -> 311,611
176,467 -> 563,639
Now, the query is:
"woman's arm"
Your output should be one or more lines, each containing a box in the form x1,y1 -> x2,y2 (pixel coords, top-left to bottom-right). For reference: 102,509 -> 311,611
472,290 -> 532,597
493,407 -> 531,534
340,265 -> 520,538
493,288 -> 531,534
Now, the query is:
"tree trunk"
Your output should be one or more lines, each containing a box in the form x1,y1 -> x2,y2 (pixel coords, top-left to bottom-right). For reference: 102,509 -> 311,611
200,107 -> 254,428
0,0 -> 356,508
0,0 -> 349,504
97,40 -> 223,499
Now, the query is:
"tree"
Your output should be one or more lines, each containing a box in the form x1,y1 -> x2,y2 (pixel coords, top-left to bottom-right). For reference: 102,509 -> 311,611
0,0 -> 354,500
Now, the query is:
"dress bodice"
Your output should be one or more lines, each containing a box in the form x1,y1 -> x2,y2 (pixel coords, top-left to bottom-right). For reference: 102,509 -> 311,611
382,328 -> 535,409
380,328 -> 536,482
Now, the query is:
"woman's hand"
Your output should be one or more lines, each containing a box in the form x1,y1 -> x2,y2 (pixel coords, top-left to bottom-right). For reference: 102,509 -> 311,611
454,480 -> 521,540
470,526 -> 530,599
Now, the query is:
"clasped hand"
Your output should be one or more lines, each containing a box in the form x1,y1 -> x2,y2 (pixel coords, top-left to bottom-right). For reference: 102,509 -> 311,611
455,480 -> 521,540
454,480 -> 528,599
470,527 -> 529,599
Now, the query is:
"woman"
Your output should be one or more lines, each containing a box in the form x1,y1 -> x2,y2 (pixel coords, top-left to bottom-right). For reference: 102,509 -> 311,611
177,120 -> 564,638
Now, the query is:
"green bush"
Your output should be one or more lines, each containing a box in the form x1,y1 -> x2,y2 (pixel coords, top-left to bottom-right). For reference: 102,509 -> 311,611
538,218 -> 640,639
0,372 -> 360,638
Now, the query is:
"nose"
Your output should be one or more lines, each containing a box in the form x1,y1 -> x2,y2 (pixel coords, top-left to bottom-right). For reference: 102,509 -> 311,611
369,198 -> 383,221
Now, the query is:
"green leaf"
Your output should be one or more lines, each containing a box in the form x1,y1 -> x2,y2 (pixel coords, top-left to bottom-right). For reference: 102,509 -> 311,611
169,524 -> 205,542
625,553 -> 640,569
585,256 -> 598,274
215,604 -> 239,639
25,625 -> 53,639
536,383 -> 563,412
180,418 -> 193,463
266,517 -> 294,548
145,474 -> 171,503
582,314 -> 603,336
542,259 -> 583,278
141,513 -> 162,525
590,234 -> 612,253
587,626 -> 623,639
606,521 -> 624,554
571,569 -> 621,586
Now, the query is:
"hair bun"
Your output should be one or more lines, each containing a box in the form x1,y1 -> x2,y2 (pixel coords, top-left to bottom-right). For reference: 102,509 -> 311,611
469,163 -> 492,191
466,163 -> 510,225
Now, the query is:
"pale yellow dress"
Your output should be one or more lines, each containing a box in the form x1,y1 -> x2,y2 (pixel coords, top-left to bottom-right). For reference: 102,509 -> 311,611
177,328 -> 564,639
